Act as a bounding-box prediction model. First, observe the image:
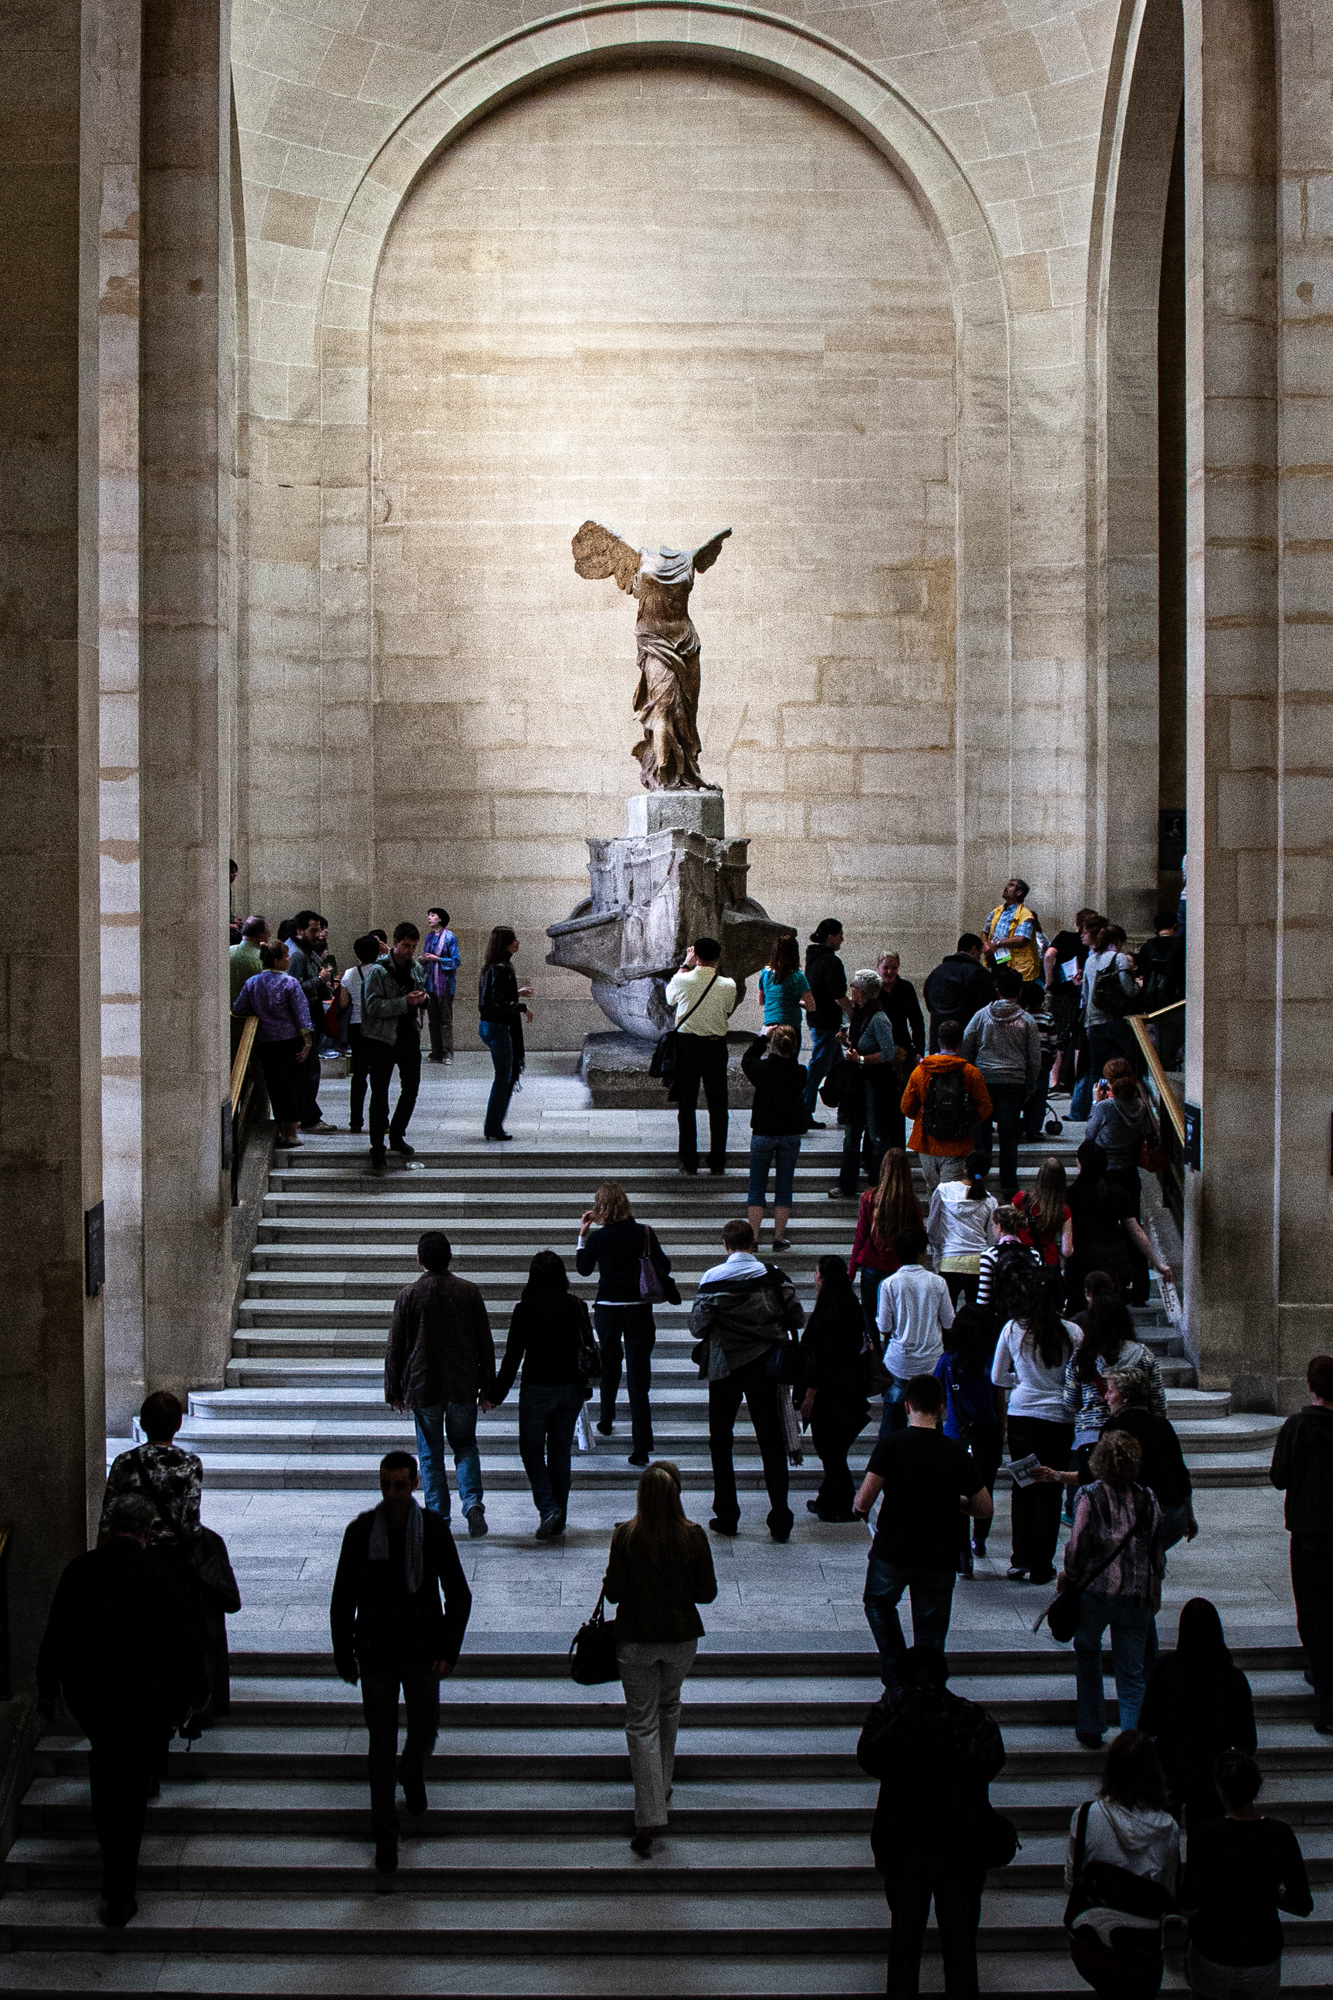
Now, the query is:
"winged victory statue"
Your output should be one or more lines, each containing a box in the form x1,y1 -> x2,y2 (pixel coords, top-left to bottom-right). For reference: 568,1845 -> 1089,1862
571,519 -> 731,792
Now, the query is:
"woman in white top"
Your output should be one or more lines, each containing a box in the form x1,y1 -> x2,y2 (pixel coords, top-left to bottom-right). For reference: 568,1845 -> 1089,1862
991,1268 -> 1081,1583
338,932 -> 382,1136
926,1150 -> 997,1305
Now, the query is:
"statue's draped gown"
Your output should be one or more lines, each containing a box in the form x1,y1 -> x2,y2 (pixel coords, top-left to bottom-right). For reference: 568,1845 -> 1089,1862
632,548 -> 706,791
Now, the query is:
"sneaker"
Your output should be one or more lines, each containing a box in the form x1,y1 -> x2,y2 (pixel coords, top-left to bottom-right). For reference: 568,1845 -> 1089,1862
426,1055 -> 444,1064
466,1505 -> 488,1539
374,1837 -> 399,1874
827,1186 -> 854,1200
303,1120 -> 340,1134
1006,1565 -> 1028,1582
399,1768 -> 427,1816
388,1138 -> 415,1156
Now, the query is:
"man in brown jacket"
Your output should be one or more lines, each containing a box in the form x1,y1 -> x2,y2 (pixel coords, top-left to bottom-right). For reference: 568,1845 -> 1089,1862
386,1231 -> 496,1536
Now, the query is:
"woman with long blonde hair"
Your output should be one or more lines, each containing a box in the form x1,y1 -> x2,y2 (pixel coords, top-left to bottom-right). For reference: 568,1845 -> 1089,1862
604,1462 -> 718,1856
576,1182 -> 679,1465
847,1147 -> 924,1340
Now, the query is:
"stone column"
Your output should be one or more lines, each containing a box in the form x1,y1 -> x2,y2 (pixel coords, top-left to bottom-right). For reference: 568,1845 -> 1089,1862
1181,0 -> 1281,1400
136,0 -> 234,1399
0,0 -> 106,1678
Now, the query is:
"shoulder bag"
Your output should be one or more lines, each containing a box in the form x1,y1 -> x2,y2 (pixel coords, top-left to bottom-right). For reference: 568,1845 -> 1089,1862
569,1587 -> 619,1685
1064,1798 -> 1177,1933
638,1225 -> 667,1304
135,1453 -> 242,1613
649,971 -> 720,1087
1036,1497 -> 1143,1643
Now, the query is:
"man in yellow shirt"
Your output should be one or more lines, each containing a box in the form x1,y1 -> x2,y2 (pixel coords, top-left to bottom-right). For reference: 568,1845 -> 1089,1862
983,879 -> 1042,986
665,936 -> 738,1175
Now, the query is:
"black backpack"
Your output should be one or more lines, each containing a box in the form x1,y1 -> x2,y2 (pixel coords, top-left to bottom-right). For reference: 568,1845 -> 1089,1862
989,1243 -> 1038,1323
922,1065 -> 974,1141
1091,961 -> 1139,1019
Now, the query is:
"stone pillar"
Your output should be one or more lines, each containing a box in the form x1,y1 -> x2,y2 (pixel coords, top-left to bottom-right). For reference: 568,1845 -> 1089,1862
1181,0 -> 1281,1401
0,0 -> 105,1678
97,0 -> 146,1435
136,0 -> 234,1400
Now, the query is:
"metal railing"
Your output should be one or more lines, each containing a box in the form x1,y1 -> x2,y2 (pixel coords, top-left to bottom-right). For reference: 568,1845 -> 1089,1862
227,1016 -> 268,1206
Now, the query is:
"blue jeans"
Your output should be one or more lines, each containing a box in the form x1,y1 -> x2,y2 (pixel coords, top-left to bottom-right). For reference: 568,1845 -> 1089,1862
747,1132 -> 801,1208
517,1382 -> 584,1522
479,1019 -> 517,1136
863,1552 -> 955,1689
972,1078 -> 1027,1198
1074,1589 -> 1156,1737
360,1667 -> 439,1838
876,1373 -> 909,1439
413,1401 -> 483,1519
803,1026 -> 841,1118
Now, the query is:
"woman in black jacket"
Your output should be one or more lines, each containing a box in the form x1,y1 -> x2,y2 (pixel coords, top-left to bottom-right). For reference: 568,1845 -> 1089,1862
491,1251 -> 593,1539
477,925 -> 532,1140
576,1182 -> 679,1467
1139,1598 -> 1256,1829
794,1256 -> 869,1520
742,1025 -> 808,1252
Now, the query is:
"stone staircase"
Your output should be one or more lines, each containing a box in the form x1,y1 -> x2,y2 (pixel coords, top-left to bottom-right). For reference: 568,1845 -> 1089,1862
170,1135 -> 1279,1491
5,1642 -> 1331,1993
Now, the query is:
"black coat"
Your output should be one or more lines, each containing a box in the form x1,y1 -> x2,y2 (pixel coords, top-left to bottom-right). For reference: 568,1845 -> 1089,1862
330,1505 -> 472,1677
1139,1654 -> 1256,1816
741,1038 -> 809,1135
923,955 -> 996,1047
878,978 -> 925,1057
37,1539 -> 208,1727
575,1220 -> 679,1306
385,1269 -> 496,1409
857,1684 -> 1006,1872
804,943 -> 848,1030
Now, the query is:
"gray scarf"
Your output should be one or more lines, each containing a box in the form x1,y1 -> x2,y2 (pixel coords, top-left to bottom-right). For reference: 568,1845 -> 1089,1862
368,1497 -> 424,1593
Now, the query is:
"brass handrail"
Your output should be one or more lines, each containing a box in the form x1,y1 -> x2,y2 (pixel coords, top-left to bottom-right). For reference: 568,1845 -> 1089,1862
1130,1015 -> 1185,1145
230,1015 -> 258,1118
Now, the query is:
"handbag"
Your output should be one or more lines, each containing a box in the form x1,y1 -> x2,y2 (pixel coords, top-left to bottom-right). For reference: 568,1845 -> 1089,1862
638,1226 -> 667,1305
1035,1499 -> 1144,1643
572,1298 -> 601,1388
568,1587 -> 619,1685
980,1803 -> 1021,1870
649,971 -> 720,1087
818,1055 -> 846,1108
1138,1111 -> 1165,1175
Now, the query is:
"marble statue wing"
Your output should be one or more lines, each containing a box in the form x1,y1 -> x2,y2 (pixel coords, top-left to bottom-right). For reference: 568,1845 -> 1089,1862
690,528 -> 732,574
572,520 -> 641,595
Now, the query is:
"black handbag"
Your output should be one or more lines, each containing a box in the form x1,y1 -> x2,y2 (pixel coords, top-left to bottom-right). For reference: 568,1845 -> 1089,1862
650,971 -> 720,1088
569,1588 -> 619,1685
1064,1799 -> 1176,1931
1036,1499 -> 1144,1643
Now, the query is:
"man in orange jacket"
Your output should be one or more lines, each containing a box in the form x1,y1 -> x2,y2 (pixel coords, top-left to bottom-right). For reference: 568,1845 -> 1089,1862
901,1019 -> 992,1193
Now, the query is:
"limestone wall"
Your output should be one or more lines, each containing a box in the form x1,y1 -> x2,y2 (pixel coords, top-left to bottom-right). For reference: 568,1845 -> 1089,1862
369,64 -> 958,1047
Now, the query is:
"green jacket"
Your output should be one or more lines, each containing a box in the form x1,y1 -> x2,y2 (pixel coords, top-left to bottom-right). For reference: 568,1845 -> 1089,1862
229,942 -> 263,1004
361,957 -> 426,1048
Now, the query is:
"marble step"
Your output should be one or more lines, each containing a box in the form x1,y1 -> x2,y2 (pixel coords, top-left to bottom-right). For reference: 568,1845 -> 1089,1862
222,1353 -> 1196,1389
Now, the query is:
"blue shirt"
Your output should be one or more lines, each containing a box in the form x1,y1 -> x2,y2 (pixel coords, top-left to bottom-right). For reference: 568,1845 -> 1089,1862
759,967 -> 809,1026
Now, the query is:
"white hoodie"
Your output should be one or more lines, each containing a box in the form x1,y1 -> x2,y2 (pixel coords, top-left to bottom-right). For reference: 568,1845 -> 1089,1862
1066,1798 -> 1180,1947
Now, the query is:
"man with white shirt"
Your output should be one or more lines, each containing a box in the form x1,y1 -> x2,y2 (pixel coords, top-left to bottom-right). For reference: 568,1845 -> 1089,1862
689,1219 -> 804,1541
664,936 -> 738,1175
876,1225 -> 955,1438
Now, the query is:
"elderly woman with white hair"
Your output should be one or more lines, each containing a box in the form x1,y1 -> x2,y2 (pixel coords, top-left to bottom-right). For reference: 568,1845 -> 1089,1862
830,969 -> 907,1201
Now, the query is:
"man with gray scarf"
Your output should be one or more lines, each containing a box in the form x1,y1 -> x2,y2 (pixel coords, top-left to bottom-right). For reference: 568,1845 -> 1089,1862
331,1451 -> 472,1874
690,1218 -> 805,1544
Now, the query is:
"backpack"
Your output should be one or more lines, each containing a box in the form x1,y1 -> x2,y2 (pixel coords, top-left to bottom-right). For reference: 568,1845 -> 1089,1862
1091,960 -> 1138,1019
989,1242 -> 1039,1323
922,1064 -> 974,1141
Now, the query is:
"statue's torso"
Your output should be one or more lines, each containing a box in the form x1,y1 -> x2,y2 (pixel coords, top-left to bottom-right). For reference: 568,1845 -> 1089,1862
635,572 -> 694,643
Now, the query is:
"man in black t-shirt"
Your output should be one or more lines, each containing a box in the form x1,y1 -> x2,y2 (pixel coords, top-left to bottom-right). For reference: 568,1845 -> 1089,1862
853,1374 -> 991,1689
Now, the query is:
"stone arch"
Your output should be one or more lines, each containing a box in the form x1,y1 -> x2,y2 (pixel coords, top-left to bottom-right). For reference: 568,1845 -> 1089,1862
313,3 -> 1012,953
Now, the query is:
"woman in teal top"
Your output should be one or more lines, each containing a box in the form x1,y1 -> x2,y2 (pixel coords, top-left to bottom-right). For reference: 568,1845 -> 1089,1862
758,932 -> 815,1045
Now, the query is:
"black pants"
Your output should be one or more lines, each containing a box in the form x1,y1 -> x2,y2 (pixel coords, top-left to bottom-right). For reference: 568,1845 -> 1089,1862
348,1021 -> 370,1131
72,1711 -> 167,1905
257,1035 -> 303,1124
296,1041 -> 323,1128
1291,1534 -> 1333,1705
960,1421 -> 1003,1556
708,1353 -> 792,1535
425,989 -> 454,1060
673,1035 -> 729,1169
367,1037 -> 421,1150
360,1668 -> 438,1840
810,1397 -> 868,1518
1006,1415 -> 1074,1577
594,1302 -> 655,1457
883,1858 -> 984,1996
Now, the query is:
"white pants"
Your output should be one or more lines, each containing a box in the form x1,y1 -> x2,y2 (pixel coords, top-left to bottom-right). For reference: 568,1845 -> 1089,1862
617,1637 -> 696,1829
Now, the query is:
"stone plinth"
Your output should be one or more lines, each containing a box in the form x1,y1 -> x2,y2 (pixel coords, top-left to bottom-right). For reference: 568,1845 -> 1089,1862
546,791 -> 783,1043
579,1030 -> 758,1111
